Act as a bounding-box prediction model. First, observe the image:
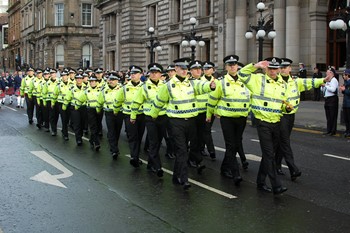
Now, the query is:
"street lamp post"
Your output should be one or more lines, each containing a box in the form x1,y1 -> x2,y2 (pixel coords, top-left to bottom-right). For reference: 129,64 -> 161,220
329,6 -> 350,69
148,27 -> 162,64
245,1 -> 276,61
181,17 -> 205,61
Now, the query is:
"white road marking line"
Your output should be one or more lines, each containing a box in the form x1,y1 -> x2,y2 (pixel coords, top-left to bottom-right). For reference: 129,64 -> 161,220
323,154 -> 350,161
3,105 -> 17,111
124,154 -> 237,199
250,139 -> 260,142
214,146 -> 288,168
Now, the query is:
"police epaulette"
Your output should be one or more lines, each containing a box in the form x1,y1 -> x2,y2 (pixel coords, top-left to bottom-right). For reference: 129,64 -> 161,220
217,76 -> 224,80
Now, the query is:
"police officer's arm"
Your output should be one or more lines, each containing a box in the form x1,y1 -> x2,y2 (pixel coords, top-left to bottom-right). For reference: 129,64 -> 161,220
62,88 -> 73,110
113,87 -> 125,115
19,77 -> 26,97
96,91 -> 104,113
130,87 -> 145,121
149,84 -> 169,118
238,62 -> 268,92
206,81 -> 222,121
27,79 -> 34,99
193,80 -> 214,95
52,84 -> 60,106
41,82 -> 49,107
296,77 -> 326,92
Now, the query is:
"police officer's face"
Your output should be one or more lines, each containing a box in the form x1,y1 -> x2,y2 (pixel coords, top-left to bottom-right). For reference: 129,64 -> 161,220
89,80 -> 97,87
190,67 -> 202,78
108,79 -> 118,87
204,67 -> 214,76
280,66 -> 291,76
28,71 -> 34,76
76,78 -> 83,85
36,73 -> 43,78
61,75 -> 68,82
167,70 -> 176,78
130,72 -> 141,82
50,73 -> 57,80
226,63 -> 238,75
266,68 -> 280,79
175,66 -> 188,78
149,71 -> 161,81
44,74 -> 50,80
69,73 -> 75,79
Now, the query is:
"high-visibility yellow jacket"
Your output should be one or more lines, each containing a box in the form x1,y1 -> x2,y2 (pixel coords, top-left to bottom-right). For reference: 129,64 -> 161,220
150,75 -> 212,119
238,63 -> 287,123
63,84 -> 87,110
281,74 -> 325,114
114,81 -> 144,115
207,73 -> 251,118
81,86 -> 101,109
20,75 -> 34,96
42,79 -> 59,105
28,77 -> 43,99
52,81 -> 72,105
130,79 -> 166,120
96,84 -> 122,113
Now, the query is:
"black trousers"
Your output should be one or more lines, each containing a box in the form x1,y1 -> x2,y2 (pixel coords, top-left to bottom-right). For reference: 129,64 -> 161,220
124,114 -> 145,160
220,116 -> 247,177
344,107 -> 350,134
324,96 -> 339,134
42,101 -> 50,129
58,103 -> 69,137
195,112 -> 206,152
33,96 -> 43,126
97,109 -> 104,135
47,101 -> 59,133
314,88 -> 321,101
275,114 -> 299,175
164,116 -> 175,155
105,111 -> 124,155
197,113 -> 216,154
169,117 -> 201,183
87,108 -> 100,145
25,94 -> 35,121
256,119 -> 282,189
145,115 -> 167,170
70,106 -> 86,142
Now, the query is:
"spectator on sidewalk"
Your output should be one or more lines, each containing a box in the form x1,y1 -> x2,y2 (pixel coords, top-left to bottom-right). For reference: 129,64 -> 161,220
323,67 -> 339,136
298,63 -> 307,101
313,67 -> 323,101
339,69 -> 350,138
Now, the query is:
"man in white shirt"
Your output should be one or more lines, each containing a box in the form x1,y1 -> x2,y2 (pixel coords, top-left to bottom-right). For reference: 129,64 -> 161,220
323,67 -> 339,136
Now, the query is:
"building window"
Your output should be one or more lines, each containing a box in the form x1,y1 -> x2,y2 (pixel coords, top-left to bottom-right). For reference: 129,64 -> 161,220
82,44 -> 92,68
38,10 -> 41,30
148,4 -> 157,27
42,8 -> 46,28
55,3 -> 64,26
205,0 -> 211,16
82,3 -> 92,26
199,0 -> 211,17
171,0 -> 181,23
55,44 -> 64,68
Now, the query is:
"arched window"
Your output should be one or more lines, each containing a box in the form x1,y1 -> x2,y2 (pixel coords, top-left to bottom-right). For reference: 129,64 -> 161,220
82,44 -> 92,68
55,44 -> 64,68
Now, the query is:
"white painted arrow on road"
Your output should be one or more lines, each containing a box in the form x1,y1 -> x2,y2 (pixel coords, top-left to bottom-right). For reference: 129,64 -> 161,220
30,151 -> 73,188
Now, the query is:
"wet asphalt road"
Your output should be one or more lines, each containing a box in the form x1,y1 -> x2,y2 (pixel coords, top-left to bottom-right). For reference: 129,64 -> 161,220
0,105 -> 349,233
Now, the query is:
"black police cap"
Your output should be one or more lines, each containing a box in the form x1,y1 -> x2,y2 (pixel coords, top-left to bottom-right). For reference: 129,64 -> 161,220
148,63 -> 163,72
189,60 -> 202,69
173,57 -> 191,69
280,58 -> 293,67
129,65 -> 143,74
264,57 -> 282,69
223,55 -> 239,64
166,65 -> 175,71
203,61 -> 215,69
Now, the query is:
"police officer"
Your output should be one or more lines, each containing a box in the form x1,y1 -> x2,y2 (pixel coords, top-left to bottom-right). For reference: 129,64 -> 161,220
39,69 -> 51,131
20,67 -> 35,124
207,55 -> 251,186
63,73 -> 87,146
97,72 -> 123,159
130,63 -> 166,177
94,68 -> 105,137
150,58 -> 216,190
238,57 -> 289,195
42,69 -> 60,136
114,66 -> 145,168
53,69 -> 71,141
28,69 -> 44,129
275,58 -> 326,180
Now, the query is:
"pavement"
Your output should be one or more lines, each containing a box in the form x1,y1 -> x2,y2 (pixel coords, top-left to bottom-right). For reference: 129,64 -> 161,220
293,99 -> 346,133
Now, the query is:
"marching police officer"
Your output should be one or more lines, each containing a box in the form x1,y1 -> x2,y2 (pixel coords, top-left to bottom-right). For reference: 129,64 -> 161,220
20,67 -> 35,124
28,68 -> 44,129
97,72 -> 123,159
130,63 -> 166,177
114,66 -> 145,168
207,55 -> 250,186
238,57 -> 289,195
150,58 -> 216,190
275,58 -> 326,180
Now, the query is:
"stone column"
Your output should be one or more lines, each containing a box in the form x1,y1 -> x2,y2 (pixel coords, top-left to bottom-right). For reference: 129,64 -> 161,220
285,0 -> 300,63
235,0 -> 248,64
273,0 -> 286,58
225,0 -> 235,56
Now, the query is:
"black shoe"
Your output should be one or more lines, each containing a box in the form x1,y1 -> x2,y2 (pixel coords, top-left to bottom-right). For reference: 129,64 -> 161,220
83,130 -> 89,136
200,150 -> 209,156
95,144 -> 101,152
242,161 -> 249,170
273,186 -> 288,195
276,168 -> 285,175
257,184 -> 272,193
329,132 -> 336,136
233,176 -> 243,186
29,120 -> 33,124
130,158 -> 142,168
165,153 -> 176,159
183,182 -> 191,190
112,152 -> 119,160
9,101 -> 12,105
16,105 -> 20,108
221,170 -> 234,179
197,164 -> 206,174
36,124 -> 41,129
51,132 -> 57,136
156,169 -> 164,177
323,132 -> 331,136
188,160 -> 197,168
63,136 -> 69,141
147,165 -> 157,173
77,140 -> 83,146
172,177 -> 182,185
44,127 -> 50,132
291,171 -> 302,181
209,152 -> 216,160
21,106 -> 24,108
